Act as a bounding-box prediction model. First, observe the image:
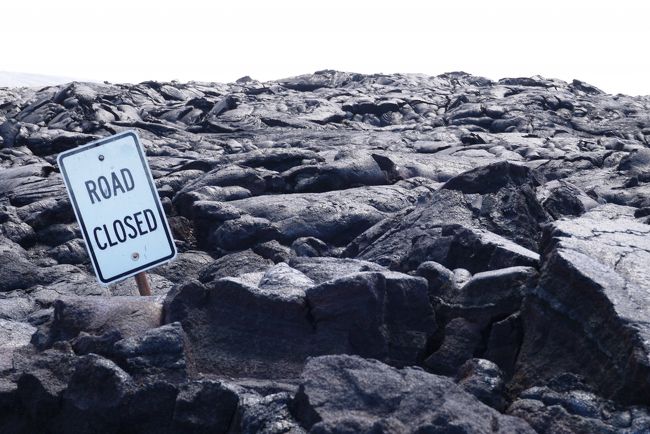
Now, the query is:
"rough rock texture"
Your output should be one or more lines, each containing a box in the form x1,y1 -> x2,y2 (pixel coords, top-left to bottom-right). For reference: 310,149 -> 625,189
292,355 -> 534,433
508,373 -> 650,434
513,205 -> 650,404
1,71 -> 650,432
165,270 -> 435,378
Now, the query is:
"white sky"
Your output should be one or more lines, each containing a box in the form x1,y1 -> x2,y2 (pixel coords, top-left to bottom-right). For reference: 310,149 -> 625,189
2,0 -> 649,95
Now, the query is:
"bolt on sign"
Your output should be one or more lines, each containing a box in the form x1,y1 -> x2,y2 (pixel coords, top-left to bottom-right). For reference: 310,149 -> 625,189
58,131 -> 176,285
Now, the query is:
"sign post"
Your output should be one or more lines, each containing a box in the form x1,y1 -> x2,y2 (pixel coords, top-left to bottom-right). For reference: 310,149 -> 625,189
57,131 -> 176,289
134,272 -> 152,296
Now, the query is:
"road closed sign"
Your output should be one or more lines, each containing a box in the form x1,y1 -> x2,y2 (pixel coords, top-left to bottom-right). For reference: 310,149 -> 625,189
58,131 -> 176,285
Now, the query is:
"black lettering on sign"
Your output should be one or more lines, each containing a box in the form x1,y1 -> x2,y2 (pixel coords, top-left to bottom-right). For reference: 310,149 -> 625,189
90,207 -> 161,251
98,176 -> 111,199
93,227 -> 107,250
113,220 -> 127,243
103,224 -> 118,247
144,209 -> 158,232
111,172 -> 125,195
124,215 -> 138,239
84,168 -> 136,204
134,211 -> 147,235
85,181 -> 100,204
121,168 -> 135,191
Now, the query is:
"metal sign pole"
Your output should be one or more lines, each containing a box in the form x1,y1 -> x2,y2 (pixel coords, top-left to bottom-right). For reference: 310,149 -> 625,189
134,272 -> 152,296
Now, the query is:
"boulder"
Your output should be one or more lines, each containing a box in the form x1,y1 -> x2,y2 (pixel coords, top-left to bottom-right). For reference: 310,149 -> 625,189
152,250 -> 213,283
415,261 -> 456,297
288,256 -> 385,284
109,273 -> 175,297
0,319 -> 36,371
252,240 -> 292,263
174,164 -> 267,203
352,182 -> 545,272
232,392 -> 305,434
120,381 -> 179,434
189,199 -> 244,242
258,263 -> 315,292
617,147 -> 650,176
17,129 -> 101,156
424,317 -> 483,376
283,151 -> 387,192
164,278 -> 313,378
172,380 -> 240,434
33,296 -> 162,349
0,292 -> 36,321
402,224 -> 540,274
71,330 -> 123,358
165,270 -> 436,378
35,223 -> 80,247
483,313 -> 523,377
290,236 -> 331,257
456,358 -> 508,411
198,250 -> 273,283
440,266 -> 537,322
426,266 -> 536,375
57,354 -> 134,433
223,185 -> 421,245
509,374 -> 650,434
513,205 -> 650,404
210,215 -> 281,250
112,322 -> 187,382
441,161 -> 542,194
291,355 -> 535,433
306,271 -> 436,368
0,203 -> 36,243
14,346 -> 77,425
47,238 -> 88,265
537,180 -> 597,219
0,241 -> 58,291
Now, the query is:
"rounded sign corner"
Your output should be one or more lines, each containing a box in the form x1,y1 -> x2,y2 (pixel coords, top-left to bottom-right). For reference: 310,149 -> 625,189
94,270 -> 112,286
166,246 -> 178,263
96,277 -> 112,286
118,130 -> 140,147
124,130 -> 139,141
57,149 -> 70,167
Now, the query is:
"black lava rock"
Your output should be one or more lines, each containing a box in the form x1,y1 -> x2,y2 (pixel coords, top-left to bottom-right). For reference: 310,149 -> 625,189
1,71 -> 650,433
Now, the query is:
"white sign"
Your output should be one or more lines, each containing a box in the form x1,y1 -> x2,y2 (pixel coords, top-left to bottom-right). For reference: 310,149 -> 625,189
58,131 -> 176,285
